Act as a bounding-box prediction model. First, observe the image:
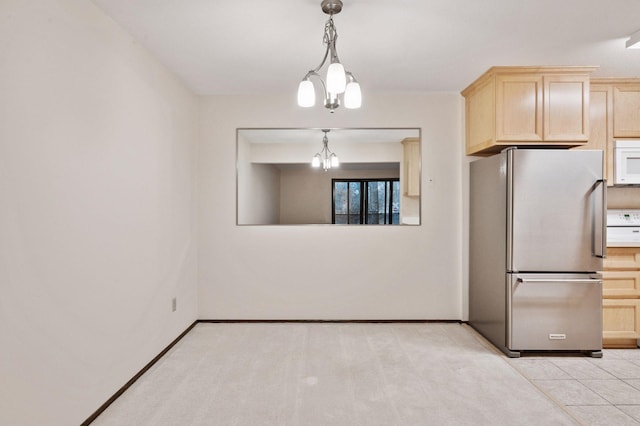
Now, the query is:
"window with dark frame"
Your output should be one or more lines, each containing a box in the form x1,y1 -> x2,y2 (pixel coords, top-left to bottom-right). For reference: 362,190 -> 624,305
332,178 -> 400,225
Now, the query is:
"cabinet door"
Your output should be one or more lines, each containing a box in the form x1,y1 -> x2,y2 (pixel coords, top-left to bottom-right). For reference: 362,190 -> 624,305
603,270 -> 640,298
578,85 -> 612,185
604,247 -> 640,270
544,75 -> 589,141
465,78 -> 496,154
613,85 -> 640,137
603,299 -> 640,340
402,139 -> 420,197
495,75 -> 543,142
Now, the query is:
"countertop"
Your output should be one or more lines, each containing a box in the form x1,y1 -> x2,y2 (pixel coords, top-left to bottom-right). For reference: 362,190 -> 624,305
607,241 -> 640,247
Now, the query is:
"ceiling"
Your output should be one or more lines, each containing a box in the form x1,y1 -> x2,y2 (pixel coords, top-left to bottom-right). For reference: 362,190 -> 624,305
92,0 -> 640,95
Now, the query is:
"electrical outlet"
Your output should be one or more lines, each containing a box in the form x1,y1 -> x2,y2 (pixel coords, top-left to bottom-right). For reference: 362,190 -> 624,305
172,297 -> 177,312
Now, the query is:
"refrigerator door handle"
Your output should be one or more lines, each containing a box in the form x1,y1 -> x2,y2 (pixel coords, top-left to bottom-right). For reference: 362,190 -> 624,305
516,278 -> 602,284
506,148 -> 515,271
593,179 -> 607,259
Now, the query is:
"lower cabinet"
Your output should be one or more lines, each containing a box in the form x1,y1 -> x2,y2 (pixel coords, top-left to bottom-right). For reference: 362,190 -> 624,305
603,299 -> 640,348
603,247 -> 640,348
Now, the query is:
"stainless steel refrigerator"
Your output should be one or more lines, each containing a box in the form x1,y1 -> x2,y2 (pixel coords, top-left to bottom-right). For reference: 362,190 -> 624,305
469,148 -> 606,358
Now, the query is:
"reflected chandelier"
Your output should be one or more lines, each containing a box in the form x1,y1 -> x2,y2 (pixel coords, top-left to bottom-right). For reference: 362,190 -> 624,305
297,0 -> 361,112
312,129 -> 339,171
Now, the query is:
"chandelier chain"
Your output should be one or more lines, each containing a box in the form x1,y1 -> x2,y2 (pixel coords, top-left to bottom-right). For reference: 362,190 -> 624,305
323,17 -> 337,46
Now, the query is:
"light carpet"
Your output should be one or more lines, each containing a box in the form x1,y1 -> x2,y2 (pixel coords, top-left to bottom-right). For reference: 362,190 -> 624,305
93,322 -> 578,425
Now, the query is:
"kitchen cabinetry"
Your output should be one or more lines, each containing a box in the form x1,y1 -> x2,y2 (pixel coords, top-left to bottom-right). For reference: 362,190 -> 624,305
462,66 -> 595,156
582,79 -> 640,185
576,84 -> 612,185
613,84 -> 640,137
401,137 -> 419,197
603,247 -> 640,348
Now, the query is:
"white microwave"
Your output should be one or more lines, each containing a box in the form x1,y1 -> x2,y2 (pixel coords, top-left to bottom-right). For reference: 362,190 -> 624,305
615,140 -> 640,185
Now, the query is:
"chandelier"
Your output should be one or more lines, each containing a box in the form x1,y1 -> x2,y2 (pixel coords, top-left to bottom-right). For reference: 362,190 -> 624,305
297,0 -> 361,112
312,130 -> 339,171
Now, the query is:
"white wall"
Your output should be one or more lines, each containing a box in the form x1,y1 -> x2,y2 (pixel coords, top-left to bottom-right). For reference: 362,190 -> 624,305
279,168 -> 400,224
199,93 -> 464,320
251,141 -> 403,164
250,164 -> 281,224
237,135 -> 281,224
0,1 -> 199,425
236,133 -> 253,223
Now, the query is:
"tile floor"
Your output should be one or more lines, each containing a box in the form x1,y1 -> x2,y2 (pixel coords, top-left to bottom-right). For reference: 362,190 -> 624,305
508,348 -> 640,425
92,323 -> 639,425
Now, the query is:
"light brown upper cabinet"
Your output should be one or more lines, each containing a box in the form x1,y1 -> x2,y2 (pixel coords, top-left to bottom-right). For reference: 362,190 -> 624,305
612,83 -> 640,137
581,79 -> 640,185
576,83 -> 612,185
462,66 -> 596,156
401,137 -> 420,197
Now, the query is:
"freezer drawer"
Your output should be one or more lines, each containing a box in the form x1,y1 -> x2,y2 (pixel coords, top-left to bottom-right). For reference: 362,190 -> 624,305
507,273 -> 602,351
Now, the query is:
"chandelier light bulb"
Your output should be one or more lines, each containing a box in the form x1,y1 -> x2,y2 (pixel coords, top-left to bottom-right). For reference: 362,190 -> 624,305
326,62 -> 347,94
344,81 -> 361,109
312,154 -> 321,168
330,153 -> 340,167
297,80 -> 316,107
